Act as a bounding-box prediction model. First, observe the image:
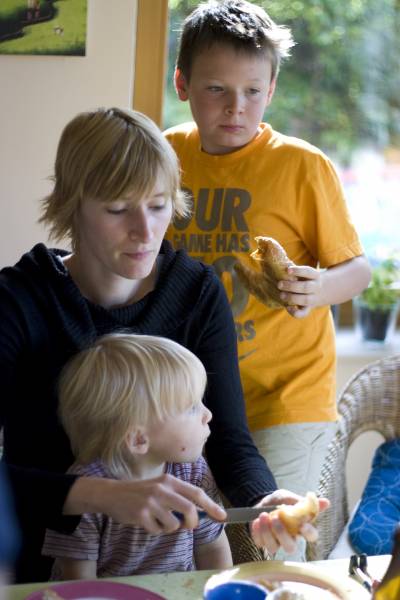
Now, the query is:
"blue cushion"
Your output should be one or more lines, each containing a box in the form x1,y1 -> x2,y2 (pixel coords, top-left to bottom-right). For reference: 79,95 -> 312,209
0,463 -> 20,566
349,439 -> 400,555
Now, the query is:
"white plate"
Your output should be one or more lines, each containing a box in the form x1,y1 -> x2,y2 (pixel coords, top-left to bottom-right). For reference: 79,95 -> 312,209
204,560 -> 370,599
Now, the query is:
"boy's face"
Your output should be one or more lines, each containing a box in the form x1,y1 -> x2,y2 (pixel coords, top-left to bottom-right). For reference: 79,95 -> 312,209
146,400 -> 212,464
175,44 -> 276,155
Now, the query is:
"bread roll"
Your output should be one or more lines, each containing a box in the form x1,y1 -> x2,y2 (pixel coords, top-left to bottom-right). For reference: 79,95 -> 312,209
271,492 -> 319,536
234,236 -> 298,308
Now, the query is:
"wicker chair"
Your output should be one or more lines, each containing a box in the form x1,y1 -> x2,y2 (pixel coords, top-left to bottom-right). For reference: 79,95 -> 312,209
225,522 -> 264,564
307,353 -> 400,561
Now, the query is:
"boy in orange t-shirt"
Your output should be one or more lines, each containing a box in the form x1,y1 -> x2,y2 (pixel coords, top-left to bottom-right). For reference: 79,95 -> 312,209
165,0 -> 371,560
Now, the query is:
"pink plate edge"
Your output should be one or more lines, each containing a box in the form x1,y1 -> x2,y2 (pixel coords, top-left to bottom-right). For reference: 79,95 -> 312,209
25,580 -> 166,600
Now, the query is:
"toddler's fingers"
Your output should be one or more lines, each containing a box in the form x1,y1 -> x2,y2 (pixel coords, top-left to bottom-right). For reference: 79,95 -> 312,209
317,498 -> 330,512
299,522 -> 318,543
251,515 -> 280,554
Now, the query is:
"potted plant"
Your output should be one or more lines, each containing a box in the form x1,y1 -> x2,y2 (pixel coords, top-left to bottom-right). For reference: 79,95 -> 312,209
354,258 -> 400,343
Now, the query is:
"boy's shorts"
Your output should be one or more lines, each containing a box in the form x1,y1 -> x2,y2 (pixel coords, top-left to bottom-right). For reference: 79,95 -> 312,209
252,421 -> 337,562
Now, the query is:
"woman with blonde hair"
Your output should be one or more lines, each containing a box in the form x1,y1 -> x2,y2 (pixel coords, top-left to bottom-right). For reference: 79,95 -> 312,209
0,107 -> 327,582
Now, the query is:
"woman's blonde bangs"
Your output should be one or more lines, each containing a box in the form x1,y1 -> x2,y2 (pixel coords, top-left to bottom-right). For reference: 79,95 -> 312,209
39,107 -> 191,246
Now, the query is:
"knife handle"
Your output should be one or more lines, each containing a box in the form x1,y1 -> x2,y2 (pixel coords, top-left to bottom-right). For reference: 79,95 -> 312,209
172,510 -> 207,522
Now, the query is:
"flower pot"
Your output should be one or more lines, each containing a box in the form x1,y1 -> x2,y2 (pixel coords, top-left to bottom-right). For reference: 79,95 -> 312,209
354,298 -> 399,344
330,304 -> 340,328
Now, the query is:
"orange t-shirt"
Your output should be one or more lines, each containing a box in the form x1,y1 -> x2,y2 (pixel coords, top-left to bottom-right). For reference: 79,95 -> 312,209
165,122 -> 364,430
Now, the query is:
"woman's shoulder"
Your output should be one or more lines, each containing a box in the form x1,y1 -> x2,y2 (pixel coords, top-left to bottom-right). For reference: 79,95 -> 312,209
0,244 -> 75,325
0,243 -> 68,290
161,242 -> 228,322
135,241 -> 232,341
161,239 -> 222,292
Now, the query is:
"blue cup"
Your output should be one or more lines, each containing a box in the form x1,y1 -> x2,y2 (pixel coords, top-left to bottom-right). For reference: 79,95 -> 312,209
204,579 -> 268,599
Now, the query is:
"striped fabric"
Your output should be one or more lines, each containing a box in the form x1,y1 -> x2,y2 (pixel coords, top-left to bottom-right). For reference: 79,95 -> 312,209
42,458 -> 224,577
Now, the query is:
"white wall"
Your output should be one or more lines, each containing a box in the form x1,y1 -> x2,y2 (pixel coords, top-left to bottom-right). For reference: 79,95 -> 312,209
0,0 -> 137,267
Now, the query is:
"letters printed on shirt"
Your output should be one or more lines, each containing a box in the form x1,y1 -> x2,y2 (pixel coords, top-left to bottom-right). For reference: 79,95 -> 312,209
171,187 -> 257,350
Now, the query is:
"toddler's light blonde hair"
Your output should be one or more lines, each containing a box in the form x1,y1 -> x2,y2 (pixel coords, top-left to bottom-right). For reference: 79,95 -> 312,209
39,107 -> 190,249
58,333 -> 207,478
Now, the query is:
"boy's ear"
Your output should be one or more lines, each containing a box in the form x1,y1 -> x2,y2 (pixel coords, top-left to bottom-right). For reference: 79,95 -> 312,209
265,78 -> 277,107
126,429 -> 150,455
174,68 -> 189,101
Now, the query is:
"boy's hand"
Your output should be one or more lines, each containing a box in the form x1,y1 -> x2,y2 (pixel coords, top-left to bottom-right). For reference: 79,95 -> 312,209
277,265 -> 323,318
278,256 -> 371,317
249,490 -> 330,554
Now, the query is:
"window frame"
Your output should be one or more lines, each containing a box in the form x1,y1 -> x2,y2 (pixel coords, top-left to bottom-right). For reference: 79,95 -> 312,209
133,0 -> 169,127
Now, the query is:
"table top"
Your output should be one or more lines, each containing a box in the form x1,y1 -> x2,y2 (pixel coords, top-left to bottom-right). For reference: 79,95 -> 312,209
5,555 -> 391,600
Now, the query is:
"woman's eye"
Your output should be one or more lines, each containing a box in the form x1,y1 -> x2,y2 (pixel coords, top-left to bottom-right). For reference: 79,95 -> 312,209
248,88 -> 260,95
106,203 -> 128,214
150,205 -> 166,212
107,208 -> 127,215
207,86 -> 223,92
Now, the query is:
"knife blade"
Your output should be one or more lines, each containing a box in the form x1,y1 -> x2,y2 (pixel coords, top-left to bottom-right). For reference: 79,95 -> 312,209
223,506 -> 279,523
173,505 -> 278,524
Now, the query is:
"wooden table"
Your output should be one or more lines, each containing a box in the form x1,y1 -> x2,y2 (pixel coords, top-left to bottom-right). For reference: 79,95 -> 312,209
6,555 -> 391,600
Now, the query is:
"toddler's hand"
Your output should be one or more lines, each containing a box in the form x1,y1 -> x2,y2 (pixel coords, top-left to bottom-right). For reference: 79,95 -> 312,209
250,489 -> 330,554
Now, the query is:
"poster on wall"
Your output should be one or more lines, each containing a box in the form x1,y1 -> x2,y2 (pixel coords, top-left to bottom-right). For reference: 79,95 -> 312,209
0,0 -> 87,56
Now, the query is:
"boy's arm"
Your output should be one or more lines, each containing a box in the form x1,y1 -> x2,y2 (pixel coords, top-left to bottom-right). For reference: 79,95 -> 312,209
54,557 -> 97,580
194,529 -> 233,570
278,254 -> 371,318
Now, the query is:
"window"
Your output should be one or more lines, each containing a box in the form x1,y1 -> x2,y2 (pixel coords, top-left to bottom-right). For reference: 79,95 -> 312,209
164,0 -> 400,265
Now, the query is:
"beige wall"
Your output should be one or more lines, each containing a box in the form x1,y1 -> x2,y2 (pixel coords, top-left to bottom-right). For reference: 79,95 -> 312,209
0,0 -> 137,267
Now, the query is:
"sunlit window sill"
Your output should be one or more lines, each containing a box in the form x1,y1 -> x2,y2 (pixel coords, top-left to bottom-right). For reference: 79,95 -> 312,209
335,327 -> 400,358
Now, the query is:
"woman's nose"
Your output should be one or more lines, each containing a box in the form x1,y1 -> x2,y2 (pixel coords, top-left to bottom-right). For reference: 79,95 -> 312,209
128,210 -> 152,241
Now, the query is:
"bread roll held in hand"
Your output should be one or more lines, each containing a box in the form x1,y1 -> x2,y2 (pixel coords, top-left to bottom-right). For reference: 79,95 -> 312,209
234,236 -> 298,309
270,492 -> 320,536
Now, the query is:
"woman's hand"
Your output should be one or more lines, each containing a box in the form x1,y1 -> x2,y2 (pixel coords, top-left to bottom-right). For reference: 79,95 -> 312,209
64,474 -> 226,534
249,489 -> 330,554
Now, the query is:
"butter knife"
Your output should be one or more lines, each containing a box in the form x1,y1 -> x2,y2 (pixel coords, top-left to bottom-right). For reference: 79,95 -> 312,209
173,505 -> 278,524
